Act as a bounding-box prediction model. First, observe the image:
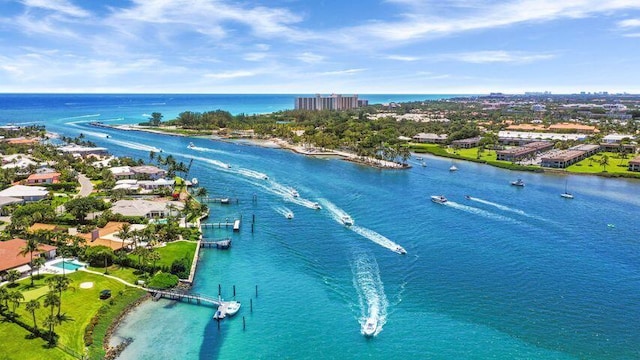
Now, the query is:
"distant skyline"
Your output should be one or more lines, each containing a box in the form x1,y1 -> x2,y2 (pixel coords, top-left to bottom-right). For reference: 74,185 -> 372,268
1,0 -> 640,94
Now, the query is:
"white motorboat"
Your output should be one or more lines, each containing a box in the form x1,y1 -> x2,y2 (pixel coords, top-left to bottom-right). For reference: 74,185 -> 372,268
421,160 -> 426,167
394,246 -> 407,255
511,179 -> 525,187
430,195 -> 447,204
262,175 -> 269,180
449,165 -> 458,171
225,301 -> 241,316
291,189 -> 299,197
362,317 -> 377,337
187,142 -> 195,149
341,215 -> 354,226
285,212 -> 294,219
220,198 -> 230,204
312,202 -> 322,210
561,181 -> 573,199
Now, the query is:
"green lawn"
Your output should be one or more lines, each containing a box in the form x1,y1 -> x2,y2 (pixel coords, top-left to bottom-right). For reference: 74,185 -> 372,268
10,271 -> 142,356
0,321 -> 72,360
128,241 -> 197,270
566,152 -> 637,175
87,265 -> 140,285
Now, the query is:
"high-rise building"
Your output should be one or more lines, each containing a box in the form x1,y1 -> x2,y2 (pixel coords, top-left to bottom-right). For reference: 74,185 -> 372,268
294,94 -> 367,111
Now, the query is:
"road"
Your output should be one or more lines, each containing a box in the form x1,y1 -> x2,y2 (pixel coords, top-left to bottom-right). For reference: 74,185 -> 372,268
76,173 -> 94,198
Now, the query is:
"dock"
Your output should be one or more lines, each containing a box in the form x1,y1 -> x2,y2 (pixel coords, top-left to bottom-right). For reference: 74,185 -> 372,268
201,238 -> 232,249
201,218 -> 241,231
147,289 -> 238,320
233,219 -> 240,232
203,197 -> 239,204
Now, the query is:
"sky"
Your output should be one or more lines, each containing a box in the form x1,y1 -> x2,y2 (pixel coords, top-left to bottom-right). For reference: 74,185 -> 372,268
1,0 -> 640,94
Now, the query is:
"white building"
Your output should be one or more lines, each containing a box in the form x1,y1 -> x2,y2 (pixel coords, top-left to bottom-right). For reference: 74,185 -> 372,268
0,185 -> 49,202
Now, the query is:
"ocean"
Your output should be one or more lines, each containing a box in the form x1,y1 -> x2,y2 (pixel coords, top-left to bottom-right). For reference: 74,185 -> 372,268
1,94 -> 638,359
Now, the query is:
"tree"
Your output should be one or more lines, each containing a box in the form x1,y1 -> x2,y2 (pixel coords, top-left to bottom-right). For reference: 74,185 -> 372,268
146,251 -> 161,276
43,291 -> 60,320
19,237 -> 40,286
193,186 -> 208,200
33,256 -> 46,279
132,246 -> 149,268
9,290 -> 24,315
599,154 -> 610,172
25,299 -> 41,332
64,197 -> 107,223
47,275 -> 72,318
43,314 -> 61,345
149,112 -> 163,127
6,269 -> 20,286
0,286 -> 9,309
84,246 -> 114,273
117,223 -> 132,251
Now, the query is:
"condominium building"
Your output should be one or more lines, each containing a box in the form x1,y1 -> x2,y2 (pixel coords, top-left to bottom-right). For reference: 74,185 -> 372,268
294,94 -> 368,111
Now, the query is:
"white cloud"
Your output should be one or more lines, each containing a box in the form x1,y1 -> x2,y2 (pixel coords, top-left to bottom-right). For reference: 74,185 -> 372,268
623,32 -> 640,37
21,0 -> 90,17
386,55 -> 420,61
296,52 -> 325,64
320,68 -> 366,76
243,53 -> 268,61
443,50 -> 556,64
204,70 -> 257,79
617,18 -> 640,28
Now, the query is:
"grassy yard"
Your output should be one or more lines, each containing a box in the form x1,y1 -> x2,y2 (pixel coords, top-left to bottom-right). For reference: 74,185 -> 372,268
87,265 -> 140,285
10,271 -> 143,356
566,152 -> 638,176
127,241 -> 197,270
0,321 -> 72,360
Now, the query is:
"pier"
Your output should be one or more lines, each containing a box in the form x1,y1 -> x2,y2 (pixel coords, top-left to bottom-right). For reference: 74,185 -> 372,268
203,197 -> 239,204
201,218 -> 241,231
148,289 -> 221,307
201,238 -> 232,249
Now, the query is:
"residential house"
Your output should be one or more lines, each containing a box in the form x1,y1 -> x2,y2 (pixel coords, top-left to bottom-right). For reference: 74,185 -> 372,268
26,172 -> 61,185
412,133 -> 448,144
0,196 -> 25,215
0,185 -> 49,202
629,156 -> 640,172
130,166 -> 167,180
0,238 -> 57,274
451,136 -> 481,149
110,199 -> 184,219
58,145 -> 108,158
77,221 -> 134,251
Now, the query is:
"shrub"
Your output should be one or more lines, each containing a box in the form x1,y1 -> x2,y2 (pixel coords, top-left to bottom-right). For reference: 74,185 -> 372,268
170,257 -> 190,278
147,273 -> 179,289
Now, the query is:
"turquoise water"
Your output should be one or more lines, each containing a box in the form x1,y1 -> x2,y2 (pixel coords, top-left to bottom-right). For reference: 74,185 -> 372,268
1,95 -> 639,359
51,260 -> 84,271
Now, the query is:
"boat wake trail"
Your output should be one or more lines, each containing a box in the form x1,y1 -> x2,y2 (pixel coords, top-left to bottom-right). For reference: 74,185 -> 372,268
444,201 -> 521,224
467,197 -> 550,222
188,155 -> 231,169
187,145 -> 230,155
107,139 -> 161,153
58,114 -> 100,121
237,168 -> 268,180
318,198 -> 352,225
351,252 -> 388,336
273,206 -> 294,219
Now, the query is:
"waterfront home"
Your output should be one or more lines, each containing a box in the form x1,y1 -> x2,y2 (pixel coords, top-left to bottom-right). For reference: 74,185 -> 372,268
0,238 -> 57,275
5,138 -> 39,146
58,144 -> 109,158
412,132 -> 448,144
451,136 -> 482,149
109,166 -> 136,180
496,141 -> 554,162
77,221 -> 135,251
26,172 -> 61,185
629,156 -> 640,172
0,185 -> 49,202
1,154 -> 38,170
110,199 -> 183,219
130,165 -> 167,180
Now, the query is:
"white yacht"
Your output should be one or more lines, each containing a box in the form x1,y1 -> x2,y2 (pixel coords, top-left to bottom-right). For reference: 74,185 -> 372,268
560,192 -> 574,199
449,165 -> 458,171
341,215 -> 354,226
312,202 -> 322,210
394,246 -> 407,255
511,179 -> 525,187
225,301 -> 241,316
430,195 -> 447,204
362,317 -> 377,337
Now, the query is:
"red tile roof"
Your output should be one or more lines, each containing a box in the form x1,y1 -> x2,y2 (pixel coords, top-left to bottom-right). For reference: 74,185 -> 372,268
0,238 -> 57,272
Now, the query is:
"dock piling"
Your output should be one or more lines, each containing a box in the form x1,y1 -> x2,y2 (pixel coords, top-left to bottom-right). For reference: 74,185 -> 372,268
250,299 -> 253,313
233,285 -> 236,297
218,284 -> 221,296
255,285 -> 258,298
243,316 -> 246,331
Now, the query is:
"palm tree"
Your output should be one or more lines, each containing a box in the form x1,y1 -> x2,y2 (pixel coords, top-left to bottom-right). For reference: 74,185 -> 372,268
9,290 -> 24,315
131,246 -> 149,268
146,251 -> 161,276
43,291 -> 60,320
43,314 -> 61,345
193,186 -> 208,201
0,286 -> 9,309
117,223 -> 132,251
33,257 -> 46,279
47,275 -> 71,318
600,154 -> 610,172
5,269 -> 20,286
25,299 -> 41,332
19,238 -> 41,286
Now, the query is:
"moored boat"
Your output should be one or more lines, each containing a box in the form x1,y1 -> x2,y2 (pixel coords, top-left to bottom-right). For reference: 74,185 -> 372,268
561,181 -> 573,199
511,179 -> 525,187
225,301 -> 241,316
449,165 -> 458,171
362,316 -> 377,337
430,195 -> 447,204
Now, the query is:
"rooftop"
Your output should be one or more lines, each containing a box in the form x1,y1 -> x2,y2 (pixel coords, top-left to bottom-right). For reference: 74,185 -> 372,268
0,238 -> 57,272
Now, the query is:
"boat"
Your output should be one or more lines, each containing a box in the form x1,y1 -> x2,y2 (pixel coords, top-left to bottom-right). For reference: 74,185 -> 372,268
430,195 -> 447,204
560,181 -> 574,199
341,215 -> 354,226
225,301 -> 241,316
291,189 -> 299,197
511,179 -> 525,187
362,316 -> 377,337
191,178 -> 199,186
449,164 -> 458,171
394,246 -> 407,255
262,175 -> 269,180
464,195 -> 471,200
421,160 -> 426,167
187,142 -> 195,149
220,198 -> 230,204
285,212 -> 294,219
312,202 -> 322,210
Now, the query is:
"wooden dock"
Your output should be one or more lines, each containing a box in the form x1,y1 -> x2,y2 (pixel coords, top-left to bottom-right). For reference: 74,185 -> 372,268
201,238 -> 232,249
203,197 -> 239,204
148,289 -> 222,307
201,218 -> 241,231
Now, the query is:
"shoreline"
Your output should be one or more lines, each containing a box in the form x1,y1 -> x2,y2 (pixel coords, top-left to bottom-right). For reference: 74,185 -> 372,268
102,293 -> 151,360
91,123 -> 411,170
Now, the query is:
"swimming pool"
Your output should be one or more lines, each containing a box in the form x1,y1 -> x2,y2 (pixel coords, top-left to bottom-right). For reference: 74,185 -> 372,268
51,260 -> 86,271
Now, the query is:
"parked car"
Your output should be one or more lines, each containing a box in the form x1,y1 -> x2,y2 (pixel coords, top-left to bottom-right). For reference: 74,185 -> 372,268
99,289 -> 111,299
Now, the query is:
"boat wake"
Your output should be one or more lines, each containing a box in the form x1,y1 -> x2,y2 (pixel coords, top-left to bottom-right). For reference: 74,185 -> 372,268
57,114 -> 101,121
466,197 -> 531,217
444,201 -> 521,224
187,145 -> 230,155
107,139 -> 161,153
273,206 -> 294,219
317,199 -> 352,225
187,155 -> 231,169
237,168 -> 268,180
351,252 -> 388,337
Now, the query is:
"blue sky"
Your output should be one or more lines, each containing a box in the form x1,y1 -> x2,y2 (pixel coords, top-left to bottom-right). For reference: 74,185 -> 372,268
1,0 -> 640,94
